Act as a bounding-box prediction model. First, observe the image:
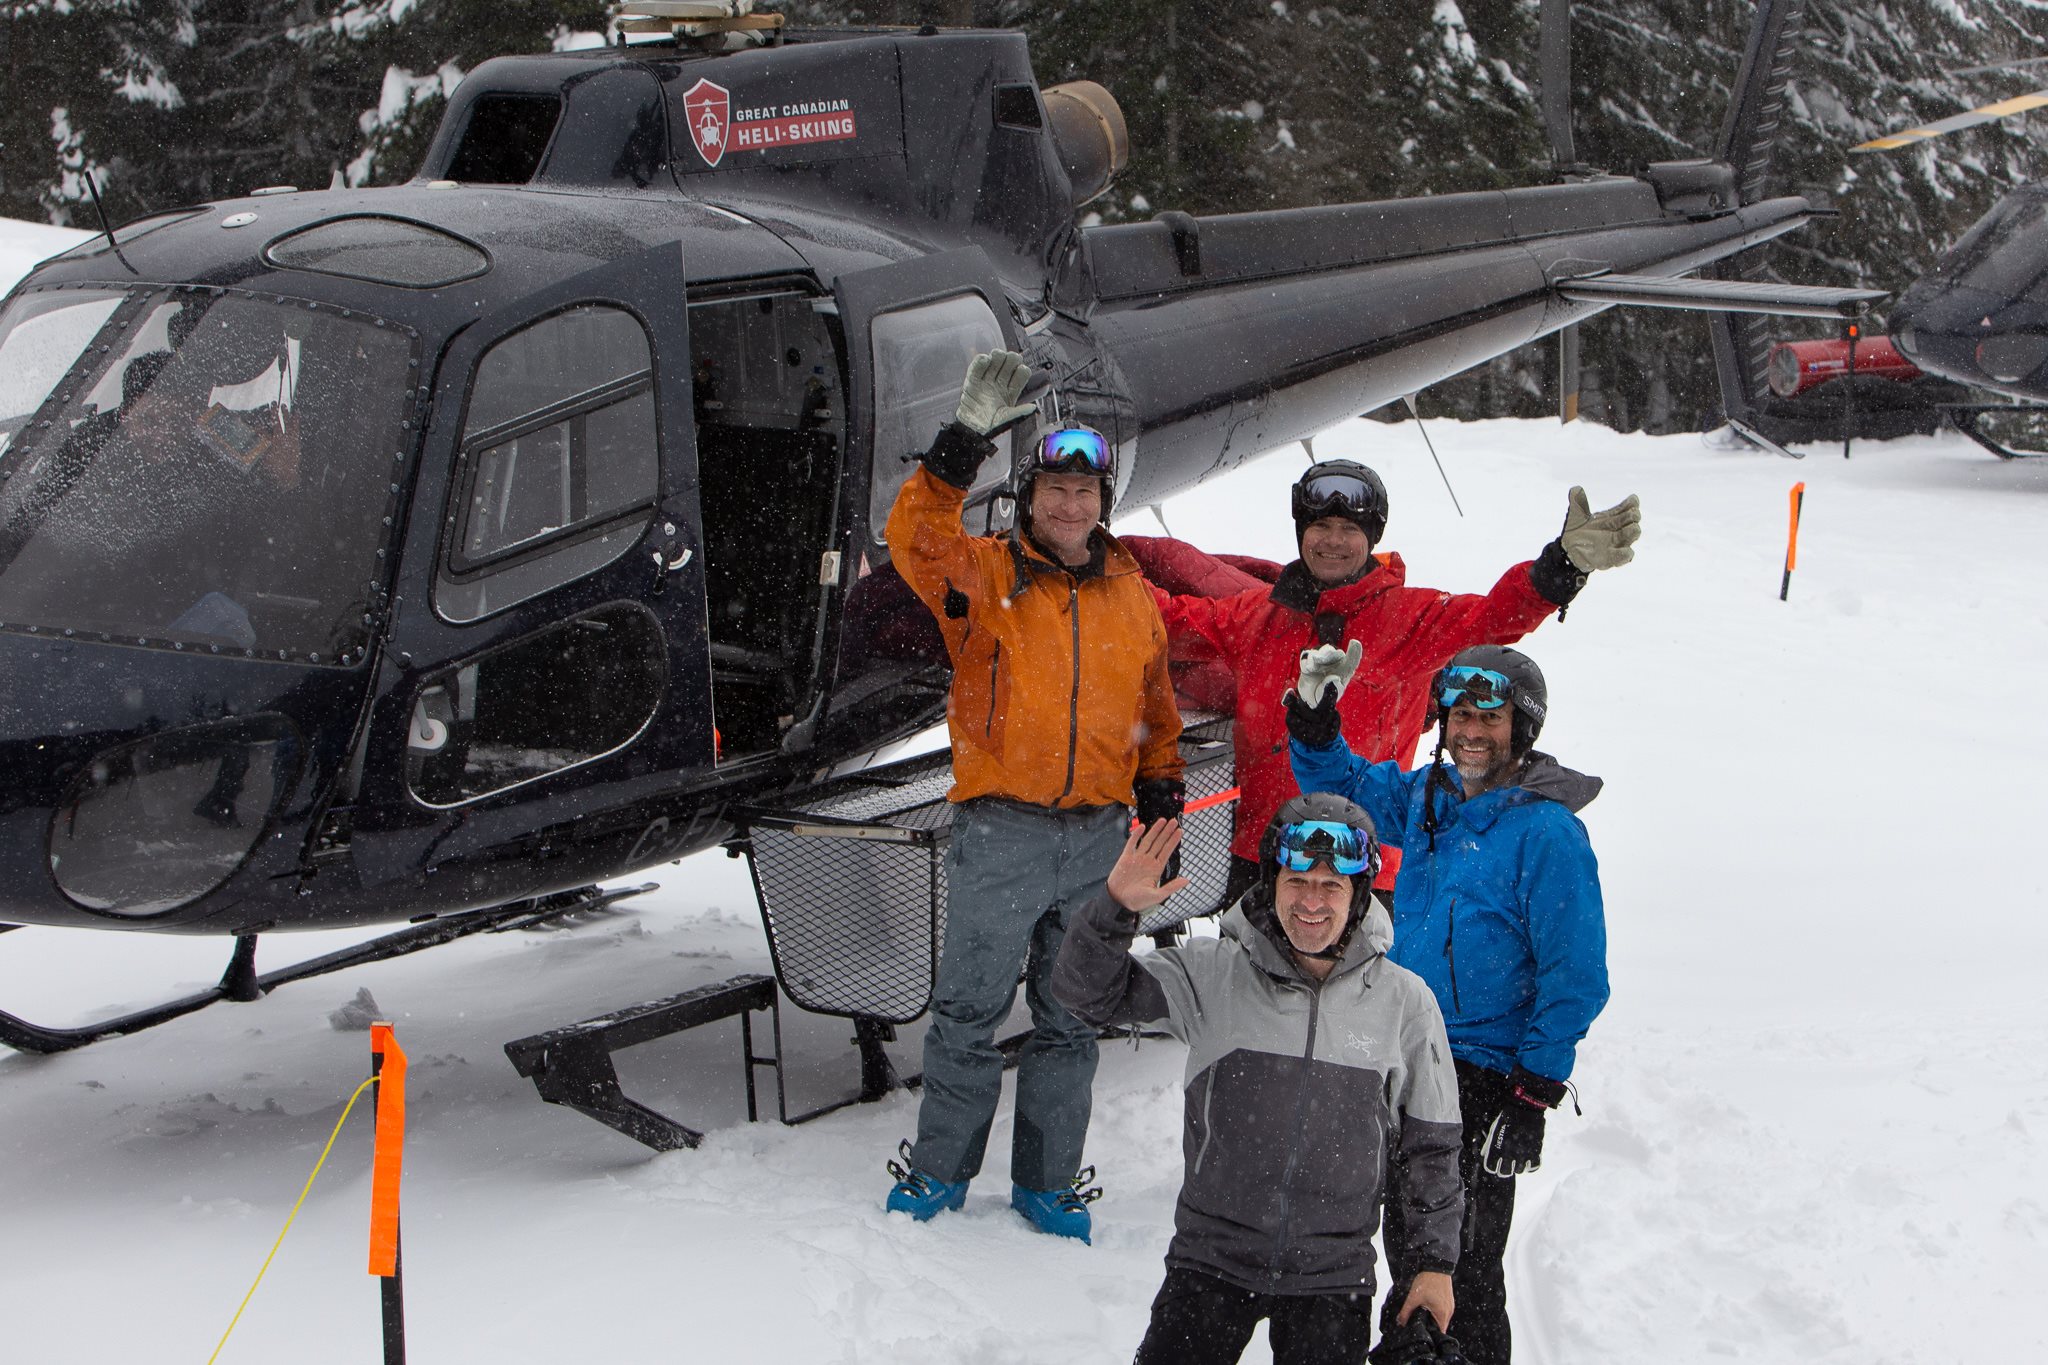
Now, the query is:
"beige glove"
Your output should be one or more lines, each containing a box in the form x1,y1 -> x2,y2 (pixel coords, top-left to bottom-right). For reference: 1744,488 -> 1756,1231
1560,486 -> 1641,572
954,350 -> 1037,437
1295,640 -> 1364,708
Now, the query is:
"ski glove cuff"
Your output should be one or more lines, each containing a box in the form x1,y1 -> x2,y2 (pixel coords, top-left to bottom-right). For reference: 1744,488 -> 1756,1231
955,349 -> 1038,437
919,421 -> 999,490
1509,1064 -> 1569,1109
1284,688 -> 1344,750
1529,538 -> 1587,607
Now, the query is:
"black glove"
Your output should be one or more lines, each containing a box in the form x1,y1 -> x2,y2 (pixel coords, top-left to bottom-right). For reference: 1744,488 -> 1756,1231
1134,777 -> 1186,883
1284,687 -> 1343,749
1369,1312 -> 1469,1365
1527,537 -> 1587,608
917,421 -> 998,491
1479,1066 -> 1568,1177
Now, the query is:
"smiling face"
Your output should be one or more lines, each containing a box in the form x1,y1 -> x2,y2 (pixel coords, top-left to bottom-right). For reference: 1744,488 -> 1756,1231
1445,699 -> 1518,795
1274,864 -> 1353,969
1300,515 -> 1373,585
1029,470 -> 1103,566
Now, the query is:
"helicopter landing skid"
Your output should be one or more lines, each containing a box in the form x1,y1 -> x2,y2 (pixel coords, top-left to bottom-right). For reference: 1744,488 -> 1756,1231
0,883 -> 656,1056
1943,403 -> 2048,460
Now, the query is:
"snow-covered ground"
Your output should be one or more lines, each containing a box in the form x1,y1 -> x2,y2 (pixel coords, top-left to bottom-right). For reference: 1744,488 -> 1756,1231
3,217 -> 2044,1363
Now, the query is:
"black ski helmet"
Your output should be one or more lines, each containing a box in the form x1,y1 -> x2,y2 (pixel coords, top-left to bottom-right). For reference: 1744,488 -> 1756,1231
1431,644 -> 1548,755
1255,791 -> 1381,950
1291,459 -> 1389,547
1014,421 -> 1115,538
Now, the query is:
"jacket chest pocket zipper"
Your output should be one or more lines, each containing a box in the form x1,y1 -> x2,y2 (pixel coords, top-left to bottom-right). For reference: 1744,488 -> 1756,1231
1445,898 -> 1461,1013
984,639 -> 1002,735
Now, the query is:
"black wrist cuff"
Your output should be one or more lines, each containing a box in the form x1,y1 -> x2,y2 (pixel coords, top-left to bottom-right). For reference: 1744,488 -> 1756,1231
1134,777 -> 1186,825
1284,690 -> 1343,748
1509,1065 -> 1568,1108
1411,1258 -> 1459,1277
1529,539 -> 1587,607
920,421 -> 997,489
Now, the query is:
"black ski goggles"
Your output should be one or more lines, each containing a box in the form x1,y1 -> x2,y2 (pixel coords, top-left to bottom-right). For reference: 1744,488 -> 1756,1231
1273,819 -> 1375,877
1293,470 -> 1385,521
1034,427 -> 1112,475
1435,664 -> 1515,711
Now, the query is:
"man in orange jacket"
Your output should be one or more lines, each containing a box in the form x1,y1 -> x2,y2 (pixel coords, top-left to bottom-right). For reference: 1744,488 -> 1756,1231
1136,460 -> 1639,909
882,351 -> 1184,1245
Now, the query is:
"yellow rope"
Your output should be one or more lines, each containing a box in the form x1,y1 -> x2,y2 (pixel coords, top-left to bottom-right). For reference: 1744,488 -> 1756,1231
205,1075 -> 379,1365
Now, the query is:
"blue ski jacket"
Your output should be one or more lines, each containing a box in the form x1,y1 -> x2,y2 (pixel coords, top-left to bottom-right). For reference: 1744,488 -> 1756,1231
1290,736 -> 1610,1082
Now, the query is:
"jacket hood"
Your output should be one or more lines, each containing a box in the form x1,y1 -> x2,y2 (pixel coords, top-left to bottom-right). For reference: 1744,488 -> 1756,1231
1515,751 -> 1602,812
1268,552 -> 1409,614
1430,750 -> 1602,831
1221,891 -> 1393,985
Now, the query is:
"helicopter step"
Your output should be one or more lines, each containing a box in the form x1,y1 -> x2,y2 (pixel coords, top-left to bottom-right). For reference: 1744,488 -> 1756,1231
504,973 -> 783,1151
0,882 -> 654,1056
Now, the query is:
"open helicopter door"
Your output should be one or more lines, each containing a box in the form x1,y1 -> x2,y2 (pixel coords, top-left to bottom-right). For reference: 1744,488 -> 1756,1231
814,248 -> 1025,752
346,245 -> 715,897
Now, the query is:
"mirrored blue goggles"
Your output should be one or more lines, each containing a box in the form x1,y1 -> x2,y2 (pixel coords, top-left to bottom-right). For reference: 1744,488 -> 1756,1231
1273,819 -> 1373,876
1035,427 -> 1112,475
1436,665 -> 1514,711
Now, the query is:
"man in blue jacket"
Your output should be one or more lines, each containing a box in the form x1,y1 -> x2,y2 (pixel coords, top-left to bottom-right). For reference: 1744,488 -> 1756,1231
1286,644 -> 1609,1365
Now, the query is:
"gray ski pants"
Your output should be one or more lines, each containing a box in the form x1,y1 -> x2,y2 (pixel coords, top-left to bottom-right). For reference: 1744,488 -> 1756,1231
910,798 -> 1128,1190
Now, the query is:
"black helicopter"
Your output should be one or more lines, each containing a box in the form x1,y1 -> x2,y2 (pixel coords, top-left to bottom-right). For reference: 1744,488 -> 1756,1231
0,0 -> 1875,1053
1721,62 -> 2048,457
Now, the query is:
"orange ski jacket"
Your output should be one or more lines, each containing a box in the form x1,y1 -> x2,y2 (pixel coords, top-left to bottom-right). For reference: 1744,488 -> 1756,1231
886,464 -> 1183,809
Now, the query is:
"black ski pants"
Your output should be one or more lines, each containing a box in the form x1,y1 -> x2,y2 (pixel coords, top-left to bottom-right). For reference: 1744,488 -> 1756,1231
1381,1060 -> 1519,1365
1132,1267 -> 1375,1365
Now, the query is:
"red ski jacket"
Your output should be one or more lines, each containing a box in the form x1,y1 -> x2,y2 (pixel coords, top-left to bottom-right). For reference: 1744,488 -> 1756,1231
1128,536 -> 1558,886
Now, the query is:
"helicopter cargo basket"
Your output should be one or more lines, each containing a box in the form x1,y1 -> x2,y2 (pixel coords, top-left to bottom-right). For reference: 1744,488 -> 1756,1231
726,714 -> 1237,1028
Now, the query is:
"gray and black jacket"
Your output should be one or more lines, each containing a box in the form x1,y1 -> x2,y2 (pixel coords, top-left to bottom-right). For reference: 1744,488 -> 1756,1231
1052,888 -> 1463,1296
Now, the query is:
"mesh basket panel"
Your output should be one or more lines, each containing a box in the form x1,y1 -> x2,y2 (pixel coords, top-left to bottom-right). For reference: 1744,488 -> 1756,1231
740,715 -> 1235,1018
749,828 -> 942,1022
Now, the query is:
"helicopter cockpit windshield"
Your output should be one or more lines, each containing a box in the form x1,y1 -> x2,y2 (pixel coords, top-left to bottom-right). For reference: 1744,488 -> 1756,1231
0,287 -> 415,665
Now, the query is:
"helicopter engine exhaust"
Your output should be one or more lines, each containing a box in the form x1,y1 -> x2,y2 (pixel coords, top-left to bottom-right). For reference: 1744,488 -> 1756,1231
1043,81 -> 1128,206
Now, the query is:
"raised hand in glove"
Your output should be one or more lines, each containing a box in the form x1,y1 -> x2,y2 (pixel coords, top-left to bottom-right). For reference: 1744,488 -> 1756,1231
955,349 -> 1038,438
1296,640 -> 1363,708
1559,485 -> 1641,572
1479,1066 -> 1568,1178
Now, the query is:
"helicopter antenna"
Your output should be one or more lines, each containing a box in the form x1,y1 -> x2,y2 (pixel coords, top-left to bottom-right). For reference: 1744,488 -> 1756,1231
83,171 -> 138,276
1402,394 -> 1464,519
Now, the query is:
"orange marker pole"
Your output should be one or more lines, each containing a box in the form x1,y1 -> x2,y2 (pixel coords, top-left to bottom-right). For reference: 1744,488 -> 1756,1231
1781,482 -> 1806,601
368,1023 -> 408,1365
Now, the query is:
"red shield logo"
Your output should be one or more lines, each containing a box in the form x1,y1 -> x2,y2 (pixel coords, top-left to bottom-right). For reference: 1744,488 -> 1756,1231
682,78 -> 731,168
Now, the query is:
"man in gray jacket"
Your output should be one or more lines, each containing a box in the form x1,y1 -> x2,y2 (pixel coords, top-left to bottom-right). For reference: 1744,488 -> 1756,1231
1053,794 -> 1464,1365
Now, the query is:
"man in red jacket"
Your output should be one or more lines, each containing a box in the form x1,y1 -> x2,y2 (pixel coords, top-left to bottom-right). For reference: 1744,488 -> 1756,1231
1140,459 -> 1639,907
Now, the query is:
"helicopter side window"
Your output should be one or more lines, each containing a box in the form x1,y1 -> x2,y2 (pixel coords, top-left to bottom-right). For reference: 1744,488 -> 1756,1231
406,602 -> 666,807
866,293 -> 1012,551
445,94 -> 563,185
0,290 -> 123,459
434,305 -> 658,624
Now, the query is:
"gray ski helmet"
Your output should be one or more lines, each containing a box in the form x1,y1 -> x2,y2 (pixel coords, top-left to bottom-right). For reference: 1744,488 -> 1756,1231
1257,790 -> 1380,920
1292,459 -> 1389,547
1432,644 -> 1548,755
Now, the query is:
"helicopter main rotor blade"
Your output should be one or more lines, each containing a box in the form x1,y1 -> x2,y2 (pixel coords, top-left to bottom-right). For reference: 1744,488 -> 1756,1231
1540,0 -> 1576,171
1853,89 -> 2048,151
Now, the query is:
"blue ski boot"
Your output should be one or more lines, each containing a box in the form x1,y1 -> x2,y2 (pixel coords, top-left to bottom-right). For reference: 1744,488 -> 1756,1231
885,1140 -> 967,1221
1010,1165 -> 1101,1244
